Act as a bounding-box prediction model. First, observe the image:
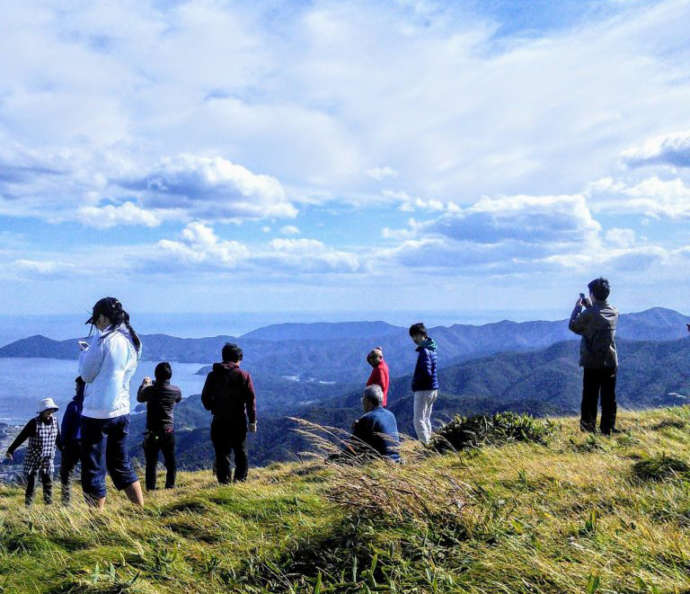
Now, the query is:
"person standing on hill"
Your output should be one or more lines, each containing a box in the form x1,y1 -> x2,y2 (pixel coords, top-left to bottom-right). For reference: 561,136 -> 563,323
201,343 -> 257,484
569,277 -> 619,435
137,362 -> 182,491
366,347 -> 390,406
409,323 -> 439,444
79,297 -> 144,508
57,377 -> 85,505
5,398 -> 60,506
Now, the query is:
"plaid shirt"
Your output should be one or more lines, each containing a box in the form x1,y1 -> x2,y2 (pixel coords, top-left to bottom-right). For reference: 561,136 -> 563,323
23,416 -> 58,476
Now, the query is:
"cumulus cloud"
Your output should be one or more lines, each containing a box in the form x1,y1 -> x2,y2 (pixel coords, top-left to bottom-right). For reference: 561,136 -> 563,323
149,224 -> 362,275
120,155 -> 297,221
622,131 -> 690,168
424,194 -> 600,245
588,176 -> 690,219
155,222 -> 250,269
379,192 -> 604,275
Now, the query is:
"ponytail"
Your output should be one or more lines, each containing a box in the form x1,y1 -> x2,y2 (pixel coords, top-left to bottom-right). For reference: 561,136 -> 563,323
122,310 -> 141,351
86,297 -> 141,350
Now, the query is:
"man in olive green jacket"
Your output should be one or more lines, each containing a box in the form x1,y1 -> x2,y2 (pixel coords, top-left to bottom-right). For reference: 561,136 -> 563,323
569,277 -> 619,434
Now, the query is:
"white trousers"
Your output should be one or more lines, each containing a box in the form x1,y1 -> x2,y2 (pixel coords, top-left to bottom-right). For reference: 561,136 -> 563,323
413,389 -> 438,444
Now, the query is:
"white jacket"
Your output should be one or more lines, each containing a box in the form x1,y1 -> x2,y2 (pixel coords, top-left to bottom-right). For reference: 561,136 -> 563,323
79,325 -> 142,419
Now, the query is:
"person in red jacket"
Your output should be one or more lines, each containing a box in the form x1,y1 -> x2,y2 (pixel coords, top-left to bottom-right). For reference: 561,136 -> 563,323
366,347 -> 390,407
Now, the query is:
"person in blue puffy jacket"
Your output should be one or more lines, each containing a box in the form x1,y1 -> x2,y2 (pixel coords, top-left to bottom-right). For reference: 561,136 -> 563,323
409,322 -> 439,444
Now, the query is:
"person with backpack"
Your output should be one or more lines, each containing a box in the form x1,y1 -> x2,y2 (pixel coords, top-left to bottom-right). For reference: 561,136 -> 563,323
5,398 -> 60,506
201,343 -> 257,484
137,362 -> 182,490
569,277 -> 619,434
57,377 -> 85,505
366,347 -> 390,407
79,297 -> 144,508
409,322 -> 439,444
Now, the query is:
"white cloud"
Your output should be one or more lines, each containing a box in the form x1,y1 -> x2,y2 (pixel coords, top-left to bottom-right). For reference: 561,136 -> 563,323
76,202 -> 166,228
588,176 -> 690,218
622,130 -> 690,168
280,225 -> 300,235
366,166 -> 398,181
120,154 -> 297,221
156,222 -> 250,268
605,228 -> 636,248
423,193 -> 601,245
13,259 -> 75,276
262,238 -> 362,273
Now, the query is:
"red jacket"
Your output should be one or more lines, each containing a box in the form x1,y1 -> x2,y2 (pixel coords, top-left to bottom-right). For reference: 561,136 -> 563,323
366,360 -> 390,406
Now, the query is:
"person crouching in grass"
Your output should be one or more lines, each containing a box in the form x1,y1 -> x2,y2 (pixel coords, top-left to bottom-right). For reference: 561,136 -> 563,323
5,398 -> 60,506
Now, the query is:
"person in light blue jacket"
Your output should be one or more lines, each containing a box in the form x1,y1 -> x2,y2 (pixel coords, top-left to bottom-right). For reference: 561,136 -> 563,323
79,297 -> 144,508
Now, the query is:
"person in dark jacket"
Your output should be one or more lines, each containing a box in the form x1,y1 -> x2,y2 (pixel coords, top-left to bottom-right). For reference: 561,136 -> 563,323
137,362 -> 182,490
5,398 -> 60,506
351,385 -> 400,462
201,343 -> 257,484
57,377 -> 85,505
569,277 -> 619,434
409,322 -> 439,444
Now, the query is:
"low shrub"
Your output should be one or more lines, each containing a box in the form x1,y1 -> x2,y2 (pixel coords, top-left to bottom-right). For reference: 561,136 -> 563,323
431,411 -> 555,452
632,453 -> 690,482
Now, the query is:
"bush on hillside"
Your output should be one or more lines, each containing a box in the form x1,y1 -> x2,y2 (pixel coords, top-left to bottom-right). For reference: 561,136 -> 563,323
431,411 -> 555,452
632,453 -> 690,482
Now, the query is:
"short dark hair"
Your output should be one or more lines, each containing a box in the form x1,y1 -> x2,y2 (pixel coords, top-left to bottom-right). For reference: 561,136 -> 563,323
155,362 -> 172,381
409,322 -> 427,337
222,342 -> 243,362
588,277 -> 611,301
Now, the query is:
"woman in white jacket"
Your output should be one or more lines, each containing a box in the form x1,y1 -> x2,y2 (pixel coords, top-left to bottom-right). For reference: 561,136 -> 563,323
79,297 -> 144,508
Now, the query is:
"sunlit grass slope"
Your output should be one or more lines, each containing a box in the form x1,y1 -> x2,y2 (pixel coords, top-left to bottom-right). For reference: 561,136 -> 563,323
1,406 -> 689,593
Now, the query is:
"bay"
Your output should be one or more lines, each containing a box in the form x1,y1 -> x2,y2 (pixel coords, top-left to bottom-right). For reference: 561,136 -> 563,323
0,358 -> 206,425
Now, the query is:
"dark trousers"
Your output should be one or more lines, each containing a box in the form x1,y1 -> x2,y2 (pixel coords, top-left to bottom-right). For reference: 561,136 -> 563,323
211,419 -> 248,484
60,441 -> 81,505
581,367 -> 617,434
25,470 -> 52,506
80,415 -> 138,499
143,430 -> 176,490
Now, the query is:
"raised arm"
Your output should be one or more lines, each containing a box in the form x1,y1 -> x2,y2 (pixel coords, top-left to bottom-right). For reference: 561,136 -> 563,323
568,303 -> 592,336
6,419 -> 36,457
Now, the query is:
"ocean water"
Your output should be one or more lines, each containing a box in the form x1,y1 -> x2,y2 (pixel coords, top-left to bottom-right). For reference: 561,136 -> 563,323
0,358 -> 206,425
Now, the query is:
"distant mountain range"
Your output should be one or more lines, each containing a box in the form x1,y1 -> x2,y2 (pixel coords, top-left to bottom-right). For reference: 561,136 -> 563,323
2,308 -> 688,389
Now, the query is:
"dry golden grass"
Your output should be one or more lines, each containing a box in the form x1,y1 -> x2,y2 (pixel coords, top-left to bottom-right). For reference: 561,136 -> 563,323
0,406 -> 688,593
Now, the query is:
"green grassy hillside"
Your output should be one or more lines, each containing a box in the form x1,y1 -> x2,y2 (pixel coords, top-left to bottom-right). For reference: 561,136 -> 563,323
1,406 -> 689,593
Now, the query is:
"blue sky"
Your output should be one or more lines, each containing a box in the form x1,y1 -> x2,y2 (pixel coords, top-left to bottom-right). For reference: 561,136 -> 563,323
2,0 -> 690,318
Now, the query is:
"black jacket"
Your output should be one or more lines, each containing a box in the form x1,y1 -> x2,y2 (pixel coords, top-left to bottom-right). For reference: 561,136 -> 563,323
201,362 -> 257,430
137,380 -> 182,432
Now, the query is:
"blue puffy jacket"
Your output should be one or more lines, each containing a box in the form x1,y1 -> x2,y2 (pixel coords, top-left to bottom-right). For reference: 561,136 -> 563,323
411,337 -> 439,392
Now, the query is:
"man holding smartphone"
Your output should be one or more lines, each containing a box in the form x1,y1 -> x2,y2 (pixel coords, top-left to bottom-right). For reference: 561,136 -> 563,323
568,277 -> 619,434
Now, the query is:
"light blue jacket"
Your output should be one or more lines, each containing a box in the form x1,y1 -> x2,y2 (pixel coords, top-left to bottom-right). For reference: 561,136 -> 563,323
79,325 -> 141,419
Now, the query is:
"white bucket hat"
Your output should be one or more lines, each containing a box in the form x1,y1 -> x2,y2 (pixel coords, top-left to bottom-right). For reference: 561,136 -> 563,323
37,397 -> 59,413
